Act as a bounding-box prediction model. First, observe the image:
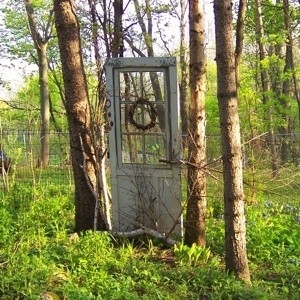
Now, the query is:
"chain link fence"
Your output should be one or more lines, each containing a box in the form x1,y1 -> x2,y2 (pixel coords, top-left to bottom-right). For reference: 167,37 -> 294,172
206,132 -> 300,208
0,129 -> 73,194
1,129 -> 299,207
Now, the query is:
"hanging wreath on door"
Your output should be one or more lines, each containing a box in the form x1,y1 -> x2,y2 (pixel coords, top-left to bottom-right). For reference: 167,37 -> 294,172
128,98 -> 157,131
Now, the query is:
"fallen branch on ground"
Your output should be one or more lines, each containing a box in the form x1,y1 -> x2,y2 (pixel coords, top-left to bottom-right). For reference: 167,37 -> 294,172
109,225 -> 179,246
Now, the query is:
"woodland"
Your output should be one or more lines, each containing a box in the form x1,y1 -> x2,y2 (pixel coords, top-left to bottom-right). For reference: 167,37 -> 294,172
0,0 -> 300,299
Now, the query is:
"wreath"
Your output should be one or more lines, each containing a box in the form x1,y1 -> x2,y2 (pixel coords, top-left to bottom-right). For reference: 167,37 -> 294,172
128,98 -> 157,131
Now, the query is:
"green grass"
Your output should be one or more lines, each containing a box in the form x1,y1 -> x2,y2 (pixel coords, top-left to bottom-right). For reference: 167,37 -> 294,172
0,168 -> 299,299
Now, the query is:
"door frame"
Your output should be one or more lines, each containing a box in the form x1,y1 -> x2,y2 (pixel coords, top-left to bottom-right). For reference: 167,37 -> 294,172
105,57 -> 182,237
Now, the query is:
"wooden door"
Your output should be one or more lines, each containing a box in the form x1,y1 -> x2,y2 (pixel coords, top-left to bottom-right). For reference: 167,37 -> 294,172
105,57 -> 182,238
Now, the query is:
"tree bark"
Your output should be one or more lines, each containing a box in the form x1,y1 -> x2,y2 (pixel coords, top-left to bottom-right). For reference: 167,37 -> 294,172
25,0 -> 51,167
112,0 -> 124,57
38,43 -> 50,167
54,0 -> 107,232
184,0 -> 206,247
179,0 -> 189,137
235,0 -> 247,87
214,0 -> 251,284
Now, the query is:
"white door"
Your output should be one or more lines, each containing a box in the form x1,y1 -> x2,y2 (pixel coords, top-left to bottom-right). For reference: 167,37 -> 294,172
105,57 -> 182,238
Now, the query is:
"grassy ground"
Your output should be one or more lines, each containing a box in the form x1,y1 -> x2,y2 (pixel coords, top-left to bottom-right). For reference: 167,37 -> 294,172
0,168 -> 299,299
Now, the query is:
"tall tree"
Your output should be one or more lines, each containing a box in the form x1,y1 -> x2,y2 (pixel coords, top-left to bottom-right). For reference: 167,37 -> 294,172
184,0 -> 206,247
1,0 -> 67,164
283,0 -> 300,126
214,0 -> 251,283
280,0 -> 293,162
254,0 -> 279,175
25,0 -> 53,166
54,0 -> 107,232
179,0 -> 189,138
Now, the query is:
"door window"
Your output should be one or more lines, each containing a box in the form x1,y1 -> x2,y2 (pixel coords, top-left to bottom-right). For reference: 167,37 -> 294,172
118,71 -> 168,165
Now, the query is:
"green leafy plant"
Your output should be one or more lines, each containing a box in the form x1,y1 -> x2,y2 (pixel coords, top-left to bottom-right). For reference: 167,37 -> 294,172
173,243 -> 212,266
1,169 -> 300,299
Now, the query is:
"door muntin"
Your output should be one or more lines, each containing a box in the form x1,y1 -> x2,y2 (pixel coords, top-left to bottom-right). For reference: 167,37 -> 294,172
115,68 -> 172,168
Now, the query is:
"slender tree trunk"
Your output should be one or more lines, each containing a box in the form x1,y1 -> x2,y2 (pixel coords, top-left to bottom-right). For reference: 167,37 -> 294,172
38,43 -> 50,167
25,0 -> 51,167
112,0 -> 124,57
179,0 -> 189,138
235,0 -> 247,87
54,0 -> 107,232
280,0 -> 293,162
269,2 -> 285,160
214,0 -> 251,284
184,0 -> 206,247
255,0 -> 279,175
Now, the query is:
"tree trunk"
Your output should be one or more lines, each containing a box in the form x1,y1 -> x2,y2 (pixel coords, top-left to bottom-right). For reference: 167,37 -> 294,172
54,0 -> 107,232
235,0 -> 247,88
255,0 -> 279,175
214,0 -> 251,284
179,0 -> 189,138
286,1 -> 300,127
280,0 -> 293,162
25,0 -> 51,167
38,43 -> 50,167
184,0 -> 206,247
112,0 -> 124,57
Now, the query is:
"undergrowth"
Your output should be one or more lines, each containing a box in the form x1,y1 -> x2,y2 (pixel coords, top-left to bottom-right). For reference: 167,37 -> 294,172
0,180 -> 299,300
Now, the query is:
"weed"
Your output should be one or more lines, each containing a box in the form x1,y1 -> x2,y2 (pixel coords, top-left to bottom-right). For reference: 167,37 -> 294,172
0,170 -> 299,299
173,243 -> 213,266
